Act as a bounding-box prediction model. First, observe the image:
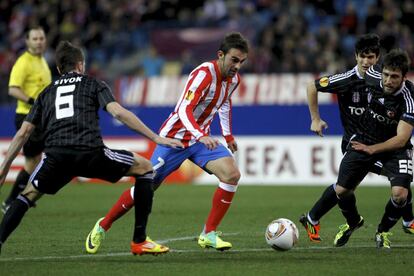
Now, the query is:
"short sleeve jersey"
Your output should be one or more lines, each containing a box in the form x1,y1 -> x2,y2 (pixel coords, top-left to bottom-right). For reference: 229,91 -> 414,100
25,72 -> 115,150
358,65 -> 414,146
315,66 -> 367,144
9,51 -> 52,114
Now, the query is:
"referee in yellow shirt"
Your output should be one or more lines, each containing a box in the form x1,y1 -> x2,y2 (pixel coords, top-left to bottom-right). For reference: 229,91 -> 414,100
2,27 -> 51,213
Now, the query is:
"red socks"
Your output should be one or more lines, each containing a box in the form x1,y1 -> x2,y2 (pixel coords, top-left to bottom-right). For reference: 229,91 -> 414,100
204,182 -> 237,233
100,187 -> 134,231
99,181 -> 238,234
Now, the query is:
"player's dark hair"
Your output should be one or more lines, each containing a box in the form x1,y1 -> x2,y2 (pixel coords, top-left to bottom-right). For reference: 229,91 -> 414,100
382,48 -> 410,76
354,34 -> 380,56
25,26 -> 45,39
219,32 -> 249,54
56,41 -> 85,74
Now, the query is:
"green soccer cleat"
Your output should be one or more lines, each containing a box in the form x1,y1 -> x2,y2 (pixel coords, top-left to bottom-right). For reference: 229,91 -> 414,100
375,232 -> 392,249
198,231 -> 232,251
333,216 -> 364,247
85,217 -> 106,254
402,221 -> 414,234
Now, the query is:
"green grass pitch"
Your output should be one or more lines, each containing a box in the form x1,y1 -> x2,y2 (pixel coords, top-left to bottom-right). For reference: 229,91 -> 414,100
0,183 -> 412,275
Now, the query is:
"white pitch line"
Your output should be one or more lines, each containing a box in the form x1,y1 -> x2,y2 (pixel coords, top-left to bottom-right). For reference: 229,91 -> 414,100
156,232 -> 240,244
0,232 -> 413,262
0,233 -> 239,262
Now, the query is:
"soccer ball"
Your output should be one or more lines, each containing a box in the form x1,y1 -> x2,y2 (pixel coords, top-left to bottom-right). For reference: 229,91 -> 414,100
265,218 -> 299,251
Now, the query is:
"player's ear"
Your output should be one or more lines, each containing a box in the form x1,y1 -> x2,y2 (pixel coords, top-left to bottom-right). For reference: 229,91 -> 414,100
76,61 -> 85,73
217,50 -> 225,60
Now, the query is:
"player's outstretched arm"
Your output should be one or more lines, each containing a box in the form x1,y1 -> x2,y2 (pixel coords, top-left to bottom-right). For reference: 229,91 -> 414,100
0,121 -> 35,188
351,120 -> 413,155
106,102 -> 183,148
307,81 -> 328,137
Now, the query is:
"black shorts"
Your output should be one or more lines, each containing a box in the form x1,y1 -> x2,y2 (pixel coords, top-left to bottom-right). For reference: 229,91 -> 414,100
15,113 -> 44,157
337,148 -> 413,190
30,147 -> 134,194
342,137 -> 383,176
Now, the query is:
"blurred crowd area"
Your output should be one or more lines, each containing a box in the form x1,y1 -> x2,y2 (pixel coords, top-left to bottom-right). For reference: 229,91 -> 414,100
1,0 -> 414,103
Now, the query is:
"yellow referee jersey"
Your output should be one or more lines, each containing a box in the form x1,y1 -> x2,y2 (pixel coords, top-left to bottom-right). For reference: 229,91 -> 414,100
9,51 -> 52,114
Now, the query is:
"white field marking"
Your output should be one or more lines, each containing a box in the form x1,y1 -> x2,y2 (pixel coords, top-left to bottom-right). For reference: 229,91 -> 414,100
157,232 -> 240,244
0,233 -> 238,262
1,233 -> 413,262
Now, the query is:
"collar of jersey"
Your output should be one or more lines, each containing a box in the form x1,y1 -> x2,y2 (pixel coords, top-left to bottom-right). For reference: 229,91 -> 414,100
353,65 -> 364,80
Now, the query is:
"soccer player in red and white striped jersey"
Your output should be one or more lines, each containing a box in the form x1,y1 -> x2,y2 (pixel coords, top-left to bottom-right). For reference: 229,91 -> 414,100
159,56 -> 240,148
86,32 -> 249,253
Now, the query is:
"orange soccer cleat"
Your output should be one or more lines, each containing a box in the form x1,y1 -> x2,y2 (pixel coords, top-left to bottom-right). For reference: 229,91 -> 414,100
130,237 -> 169,256
299,213 -> 322,242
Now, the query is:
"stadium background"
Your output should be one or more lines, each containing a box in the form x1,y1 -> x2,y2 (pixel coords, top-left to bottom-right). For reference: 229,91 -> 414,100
1,0 -> 414,185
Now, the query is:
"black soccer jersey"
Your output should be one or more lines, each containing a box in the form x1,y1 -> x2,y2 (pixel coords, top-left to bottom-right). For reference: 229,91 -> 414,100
315,66 -> 367,144
25,72 -> 116,150
358,65 -> 414,146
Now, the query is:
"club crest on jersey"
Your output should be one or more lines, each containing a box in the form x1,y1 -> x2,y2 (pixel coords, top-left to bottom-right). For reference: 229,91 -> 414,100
352,92 -> 360,103
319,77 -> 329,87
387,110 -> 395,118
185,90 -> 194,101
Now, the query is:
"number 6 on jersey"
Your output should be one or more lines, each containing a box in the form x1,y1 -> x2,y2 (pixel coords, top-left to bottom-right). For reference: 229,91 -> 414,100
55,84 -> 75,119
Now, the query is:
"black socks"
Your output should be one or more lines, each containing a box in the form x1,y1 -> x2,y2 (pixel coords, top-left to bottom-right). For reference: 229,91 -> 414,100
309,184 -> 338,221
337,192 -> 361,227
377,198 -> 404,233
132,172 -> 154,243
0,195 -> 32,244
5,170 -> 30,205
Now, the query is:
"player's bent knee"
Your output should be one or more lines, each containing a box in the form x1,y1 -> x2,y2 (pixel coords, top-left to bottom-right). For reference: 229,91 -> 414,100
391,186 -> 409,204
220,168 -> 241,184
392,194 -> 408,205
139,159 -> 153,174
334,184 -> 352,197
129,154 -> 153,175
21,184 -> 42,203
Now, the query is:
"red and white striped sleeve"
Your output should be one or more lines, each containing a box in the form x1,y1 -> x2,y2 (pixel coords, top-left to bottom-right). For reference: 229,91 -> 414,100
177,67 -> 212,140
218,97 -> 234,143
